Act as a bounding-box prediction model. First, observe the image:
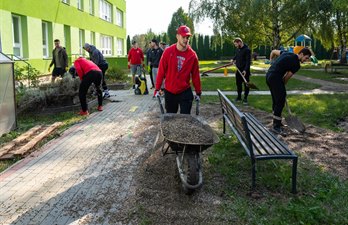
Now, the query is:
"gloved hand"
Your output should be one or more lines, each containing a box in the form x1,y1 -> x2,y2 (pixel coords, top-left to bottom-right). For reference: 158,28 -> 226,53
242,71 -> 246,76
65,66 -> 69,72
128,64 -> 130,69
142,63 -> 145,68
195,93 -> 201,101
154,90 -> 160,97
48,66 -> 51,72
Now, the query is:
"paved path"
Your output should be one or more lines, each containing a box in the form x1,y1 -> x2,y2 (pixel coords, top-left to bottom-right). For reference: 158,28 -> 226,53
0,90 -> 158,225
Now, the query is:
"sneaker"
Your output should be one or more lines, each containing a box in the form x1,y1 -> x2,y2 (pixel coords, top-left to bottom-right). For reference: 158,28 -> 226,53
79,110 -> 89,116
97,106 -> 103,111
242,98 -> 248,105
103,91 -> 110,99
235,98 -> 242,103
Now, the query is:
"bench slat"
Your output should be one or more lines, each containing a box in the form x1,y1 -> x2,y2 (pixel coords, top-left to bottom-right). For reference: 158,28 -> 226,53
245,113 -> 295,157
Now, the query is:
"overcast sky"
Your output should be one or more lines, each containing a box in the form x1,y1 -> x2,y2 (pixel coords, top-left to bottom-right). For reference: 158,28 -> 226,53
126,0 -> 213,37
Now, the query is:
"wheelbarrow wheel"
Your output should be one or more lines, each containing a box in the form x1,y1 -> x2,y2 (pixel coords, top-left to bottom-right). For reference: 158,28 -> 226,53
182,152 -> 199,194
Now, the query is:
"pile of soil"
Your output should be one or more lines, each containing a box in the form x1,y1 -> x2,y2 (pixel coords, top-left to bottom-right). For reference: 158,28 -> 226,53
161,114 -> 215,144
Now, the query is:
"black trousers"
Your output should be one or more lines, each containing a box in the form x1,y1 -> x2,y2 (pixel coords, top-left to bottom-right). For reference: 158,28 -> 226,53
235,69 -> 250,99
164,87 -> 194,114
98,63 -> 108,91
266,74 -> 286,119
79,70 -> 103,111
149,65 -> 154,87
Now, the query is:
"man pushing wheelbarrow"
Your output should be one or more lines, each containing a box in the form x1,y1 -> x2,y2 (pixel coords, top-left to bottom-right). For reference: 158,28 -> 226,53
154,25 -> 219,194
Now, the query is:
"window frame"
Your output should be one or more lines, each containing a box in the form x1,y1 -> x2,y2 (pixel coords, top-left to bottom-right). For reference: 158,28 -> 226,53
116,8 -> 123,27
99,0 -> 112,22
77,0 -> 83,11
12,14 -> 23,57
100,35 -> 112,56
42,21 -> 49,58
116,38 -> 123,56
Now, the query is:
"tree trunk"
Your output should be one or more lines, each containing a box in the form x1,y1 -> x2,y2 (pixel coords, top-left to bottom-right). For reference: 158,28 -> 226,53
271,0 -> 281,49
336,10 -> 347,64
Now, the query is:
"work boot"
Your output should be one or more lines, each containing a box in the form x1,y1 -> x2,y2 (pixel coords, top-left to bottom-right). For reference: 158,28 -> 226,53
235,97 -> 242,103
242,98 -> 248,105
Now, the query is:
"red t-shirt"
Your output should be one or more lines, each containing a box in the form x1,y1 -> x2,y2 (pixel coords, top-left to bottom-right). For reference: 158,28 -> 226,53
156,44 -> 201,95
127,47 -> 144,65
74,57 -> 101,80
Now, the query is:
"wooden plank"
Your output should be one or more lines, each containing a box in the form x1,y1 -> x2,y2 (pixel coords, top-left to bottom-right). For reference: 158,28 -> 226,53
0,125 -> 42,158
12,125 -> 43,143
10,122 -> 63,156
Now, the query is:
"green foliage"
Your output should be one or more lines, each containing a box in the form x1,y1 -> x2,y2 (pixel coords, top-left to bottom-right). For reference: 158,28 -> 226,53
208,134 -> 348,224
14,64 -> 40,87
167,7 -> 194,44
106,67 -> 128,82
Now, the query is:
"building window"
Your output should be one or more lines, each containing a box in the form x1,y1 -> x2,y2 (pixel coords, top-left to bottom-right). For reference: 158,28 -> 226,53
117,38 -> 123,56
12,15 -> 22,57
62,0 -> 70,4
89,0 -> 94,15
42,21 -> 49,58
116,8 -> 123,27
79,29 -> 85,55
77,0 -> 83,10
100,35 -> 112,56
90,31 -> 95,45
99,0 -> 112,22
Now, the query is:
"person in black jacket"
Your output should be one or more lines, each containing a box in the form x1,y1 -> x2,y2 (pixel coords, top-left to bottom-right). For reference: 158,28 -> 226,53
145,42 -> 154,88
83,43 -> 110,98
149,39 -> 163,95
266,48 -> 312,134
231,38 -> 251,104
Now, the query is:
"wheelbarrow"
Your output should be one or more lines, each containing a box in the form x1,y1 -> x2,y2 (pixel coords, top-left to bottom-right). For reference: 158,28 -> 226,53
157,96 -> 219,194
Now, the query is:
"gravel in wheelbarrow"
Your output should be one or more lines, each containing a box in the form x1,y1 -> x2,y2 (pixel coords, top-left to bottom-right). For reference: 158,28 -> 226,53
160,113 -> 219,146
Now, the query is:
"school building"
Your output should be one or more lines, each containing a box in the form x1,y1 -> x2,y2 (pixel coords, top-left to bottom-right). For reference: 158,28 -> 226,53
0,0 -> 127,72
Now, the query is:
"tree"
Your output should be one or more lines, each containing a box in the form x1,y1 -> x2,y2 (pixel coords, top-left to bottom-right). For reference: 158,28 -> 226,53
167,7 -> 195,44
189,0 -> 322,49
191,35 -> 198,53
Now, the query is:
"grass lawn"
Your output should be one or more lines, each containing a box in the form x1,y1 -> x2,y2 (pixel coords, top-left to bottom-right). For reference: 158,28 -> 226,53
202,94 -> 348,132
201,76 -> 321,91
298,69 -> 348,84
202,93 -> 348,224
207,135 -> 348,224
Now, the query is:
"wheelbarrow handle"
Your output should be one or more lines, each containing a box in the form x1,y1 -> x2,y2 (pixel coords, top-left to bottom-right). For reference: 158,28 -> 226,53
195,98 -> 200,116
157,95 -> 165,114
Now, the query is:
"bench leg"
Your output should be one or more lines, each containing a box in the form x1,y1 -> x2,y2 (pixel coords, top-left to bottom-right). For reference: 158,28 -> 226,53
223,116 -> 226,134
251,159 -> 256,190
291,157 -> 298,194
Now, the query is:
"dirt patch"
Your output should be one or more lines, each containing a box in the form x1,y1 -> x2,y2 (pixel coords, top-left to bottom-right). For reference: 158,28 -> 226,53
112,103 -> 347,224
118,104 -> 348,225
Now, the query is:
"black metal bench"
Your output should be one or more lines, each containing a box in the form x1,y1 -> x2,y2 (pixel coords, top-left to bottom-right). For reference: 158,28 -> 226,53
217,89 -> 298,193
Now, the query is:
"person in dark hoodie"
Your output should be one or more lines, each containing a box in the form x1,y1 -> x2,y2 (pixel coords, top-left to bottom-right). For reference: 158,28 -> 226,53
149,38 -> 163,94
155,25 -> 201,114
83,43 -> 110,98
231,38 -> 251,104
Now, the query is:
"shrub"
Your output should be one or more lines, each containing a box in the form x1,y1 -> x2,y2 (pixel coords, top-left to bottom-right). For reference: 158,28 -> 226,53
105,67 -> 128,82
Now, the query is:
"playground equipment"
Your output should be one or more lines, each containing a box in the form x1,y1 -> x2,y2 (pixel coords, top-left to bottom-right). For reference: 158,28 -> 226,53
292,34 -> 312,54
